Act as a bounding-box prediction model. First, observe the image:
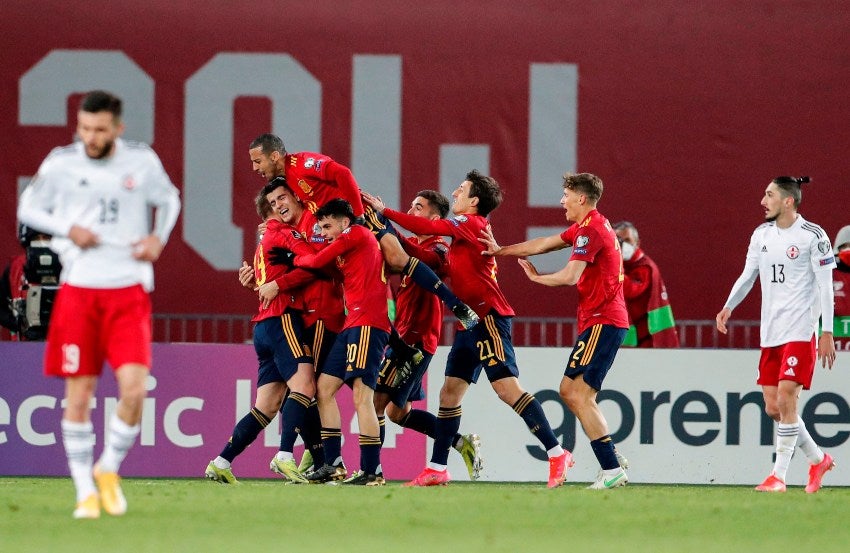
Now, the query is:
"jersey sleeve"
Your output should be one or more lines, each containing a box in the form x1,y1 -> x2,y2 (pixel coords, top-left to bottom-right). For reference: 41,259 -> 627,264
723,229 -> 761,310
568,224 -> 604,262
559,225 -> 576,246
383,208 -> 461,239
16,154 -> 72,238
401,236 -> 449,272
321,160 -> 364,216
809,231 -> 837,273
295,228 -> 358,269
144,150 -> 181,244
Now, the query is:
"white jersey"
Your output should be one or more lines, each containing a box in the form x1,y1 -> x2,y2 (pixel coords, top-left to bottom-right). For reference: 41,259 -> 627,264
17,138 -> 181,291
724,215 -> 836,347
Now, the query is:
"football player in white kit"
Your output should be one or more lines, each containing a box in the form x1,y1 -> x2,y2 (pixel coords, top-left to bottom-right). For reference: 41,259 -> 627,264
716,176 -> 836,493
17,91 -> 181,518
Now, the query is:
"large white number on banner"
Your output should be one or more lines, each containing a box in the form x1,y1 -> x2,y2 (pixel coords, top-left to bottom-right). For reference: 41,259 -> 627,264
183,53 -> 321,270
19,50 -> 154,144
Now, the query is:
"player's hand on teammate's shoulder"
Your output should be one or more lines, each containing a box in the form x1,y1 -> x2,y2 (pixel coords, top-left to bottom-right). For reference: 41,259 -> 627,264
361,191 -> 385,213
132,235 -> 164,262
478,225 -> 501,256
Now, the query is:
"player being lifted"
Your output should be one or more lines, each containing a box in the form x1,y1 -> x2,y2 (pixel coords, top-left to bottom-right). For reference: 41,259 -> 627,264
716,176 -> 836,493
371,189 -> 482,480
363,171 -> 571,488
248,133 -> 479,330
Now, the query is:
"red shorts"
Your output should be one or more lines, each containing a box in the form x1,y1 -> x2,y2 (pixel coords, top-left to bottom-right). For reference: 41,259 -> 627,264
45,284 -> 152,377
757,337 -> 816,390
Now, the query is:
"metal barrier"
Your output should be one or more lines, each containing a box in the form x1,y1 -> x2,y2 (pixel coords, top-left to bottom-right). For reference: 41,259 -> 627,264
2,313 -> 762,348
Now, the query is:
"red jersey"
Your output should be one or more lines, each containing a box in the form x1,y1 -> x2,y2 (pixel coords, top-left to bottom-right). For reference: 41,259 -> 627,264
266,211 -> 346,333
395,234 -> 449,354
296,224 -> 390,332
284,152 -> 364,216
252,219 -> 301,322
560,210 -> 629,333
383,209 -> 515,321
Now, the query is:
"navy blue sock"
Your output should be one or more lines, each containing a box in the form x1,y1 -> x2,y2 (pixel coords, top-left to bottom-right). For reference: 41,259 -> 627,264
590,435 -> 620,470
302,401 -> 324,467
321,427 -> 343,466
430,406 -> 461,465
359,434 -> 382,475
279,392 -> 310,453
513,392 -> 559,450
220,408 -> 272,462
378,415 -> 386,446
404,257 -> 460,309
399,409 -> 437,438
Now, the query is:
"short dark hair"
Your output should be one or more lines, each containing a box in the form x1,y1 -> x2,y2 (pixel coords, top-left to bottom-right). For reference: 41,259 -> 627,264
250,133 -> 286,156
771,176 -> 809,208
466,170 -> 502,216
80,90 -> 122,119
262,176 -> 290,198
315,198 -> 355,223
415,189 -> 450,219
563,172 -> 603,203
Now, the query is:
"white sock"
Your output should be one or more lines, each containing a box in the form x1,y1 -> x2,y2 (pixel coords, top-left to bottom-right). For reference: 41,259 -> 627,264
213,456 -> 231,469
602,467 -> 623,477
427,462 -> 448,471
62,419 -> 97,502
547,445 -> 565,458
96,413 -> 140,473
796,420 -> 824,464
275,451 -> 294,461
772,422 -> 799,481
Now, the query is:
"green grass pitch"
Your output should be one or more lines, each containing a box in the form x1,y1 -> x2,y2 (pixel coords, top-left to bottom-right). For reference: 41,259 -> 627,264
2,478 -> 848,552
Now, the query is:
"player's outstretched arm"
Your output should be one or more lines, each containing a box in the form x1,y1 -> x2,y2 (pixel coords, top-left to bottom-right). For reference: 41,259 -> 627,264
480,227 -> 567,257
518,258 -> 586,287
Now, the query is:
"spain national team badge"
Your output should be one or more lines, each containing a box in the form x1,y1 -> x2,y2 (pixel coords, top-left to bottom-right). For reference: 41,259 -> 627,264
786,245 -> 799,259
122,175 -> 136,190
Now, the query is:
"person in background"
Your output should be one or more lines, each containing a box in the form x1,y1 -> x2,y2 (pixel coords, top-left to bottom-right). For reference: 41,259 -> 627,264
832,225 -> 850,350
612,221 -> 679,348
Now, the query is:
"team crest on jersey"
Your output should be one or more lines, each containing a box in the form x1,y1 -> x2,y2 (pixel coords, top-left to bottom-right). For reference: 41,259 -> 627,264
817,240 -> 831,254
298,179 -> 314,197
304,157 -> 316,169
786,245 -> 800,259
122,175 -> 136,190
576,235 -> 589,247
787,356 -> 798,367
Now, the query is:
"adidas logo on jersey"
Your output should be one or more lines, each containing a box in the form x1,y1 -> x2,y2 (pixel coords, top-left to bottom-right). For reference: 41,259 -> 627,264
761,246 -> 767,252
